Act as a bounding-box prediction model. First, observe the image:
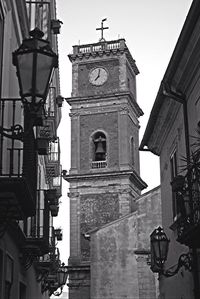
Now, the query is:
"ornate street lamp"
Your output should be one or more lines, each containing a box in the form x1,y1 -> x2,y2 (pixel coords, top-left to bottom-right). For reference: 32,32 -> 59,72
0,28 -> 58,141
150,226 -> 192,277
150,226 -> 169,273
13,27 -> 58,110
49,263 -> 68,296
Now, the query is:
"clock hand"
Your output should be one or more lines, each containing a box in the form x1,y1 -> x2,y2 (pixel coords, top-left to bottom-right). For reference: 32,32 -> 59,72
95,69 -> 101,80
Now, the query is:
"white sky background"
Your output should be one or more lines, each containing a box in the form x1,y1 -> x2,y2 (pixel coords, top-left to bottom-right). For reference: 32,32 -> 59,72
54,0 -> 193,267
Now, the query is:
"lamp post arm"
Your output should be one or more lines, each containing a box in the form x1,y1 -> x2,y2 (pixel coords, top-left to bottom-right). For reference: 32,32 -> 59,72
162,252 -> 192,277
0,111 -> 38,142
52,285 -> 63,296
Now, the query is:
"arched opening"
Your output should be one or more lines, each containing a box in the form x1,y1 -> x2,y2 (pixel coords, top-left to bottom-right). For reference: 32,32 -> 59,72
91,131 -> 107,169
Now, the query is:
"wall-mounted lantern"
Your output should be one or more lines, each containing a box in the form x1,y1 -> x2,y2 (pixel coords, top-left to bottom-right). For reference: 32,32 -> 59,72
150,226 -> 192,277
50,263 -> 68,296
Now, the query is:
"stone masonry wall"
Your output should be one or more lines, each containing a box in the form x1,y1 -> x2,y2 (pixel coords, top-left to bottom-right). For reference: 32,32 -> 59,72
90,186 -> 161,299
91,215 -> 140,299
80,193 -> 119,261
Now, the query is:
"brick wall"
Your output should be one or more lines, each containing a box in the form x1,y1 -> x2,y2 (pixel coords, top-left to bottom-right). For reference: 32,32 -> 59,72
80,193 -> 119,260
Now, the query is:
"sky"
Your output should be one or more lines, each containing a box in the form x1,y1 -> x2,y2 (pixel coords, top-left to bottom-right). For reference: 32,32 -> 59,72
54,0 -> 193,275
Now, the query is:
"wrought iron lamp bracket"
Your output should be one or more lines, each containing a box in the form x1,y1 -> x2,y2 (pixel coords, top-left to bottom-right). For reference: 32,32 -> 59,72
52,285 -> 64,296
161,252 -> 192,277
0,103 -> 44,141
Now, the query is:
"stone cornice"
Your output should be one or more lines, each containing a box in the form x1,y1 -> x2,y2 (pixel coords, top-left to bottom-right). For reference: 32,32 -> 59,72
66,91 -> 144,117
67,264 -> 90,272
63,169 -> 147,191
68,39 -> 139,75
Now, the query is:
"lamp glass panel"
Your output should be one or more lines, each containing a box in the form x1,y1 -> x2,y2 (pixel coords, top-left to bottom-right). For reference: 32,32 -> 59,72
35,53 -> 55,98
57,267 -> 68,286
57,271 -> 64,285
17,52 -> 33,100
151,239 -> 161,260
159,239 -> 169,261
150,245 -> 157,269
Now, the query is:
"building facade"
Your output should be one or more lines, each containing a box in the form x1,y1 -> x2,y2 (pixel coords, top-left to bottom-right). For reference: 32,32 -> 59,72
140,0 -> 200,298
90,186 -> 161,299
0,1 -> 65,298
64,37 -> 161,299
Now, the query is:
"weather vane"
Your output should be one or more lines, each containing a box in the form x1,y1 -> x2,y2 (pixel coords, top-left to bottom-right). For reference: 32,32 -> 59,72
96,18 -> 109,42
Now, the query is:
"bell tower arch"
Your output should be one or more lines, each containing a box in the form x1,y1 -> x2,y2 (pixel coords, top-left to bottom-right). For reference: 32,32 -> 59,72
64,37 -> 147,299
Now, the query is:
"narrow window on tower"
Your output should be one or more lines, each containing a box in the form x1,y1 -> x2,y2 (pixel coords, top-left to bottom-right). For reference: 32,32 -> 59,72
130,137 -> 135,166
91,131 -> 107,169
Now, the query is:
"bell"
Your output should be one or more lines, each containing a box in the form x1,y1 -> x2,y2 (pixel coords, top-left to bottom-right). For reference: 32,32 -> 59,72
95,137 -> 105,154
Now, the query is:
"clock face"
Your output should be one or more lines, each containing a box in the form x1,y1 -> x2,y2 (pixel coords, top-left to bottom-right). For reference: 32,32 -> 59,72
89,67 -> 108,86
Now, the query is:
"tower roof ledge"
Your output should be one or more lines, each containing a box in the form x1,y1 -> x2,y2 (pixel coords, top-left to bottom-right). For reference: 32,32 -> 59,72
66,91 -> 144,117
68,39 -> 139,75
63,169 -> 147,191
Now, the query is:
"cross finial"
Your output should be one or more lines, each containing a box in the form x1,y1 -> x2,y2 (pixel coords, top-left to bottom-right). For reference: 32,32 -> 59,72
96,18 -> 109,42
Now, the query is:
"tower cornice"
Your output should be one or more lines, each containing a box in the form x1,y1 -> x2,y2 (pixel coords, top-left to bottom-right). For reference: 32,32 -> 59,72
63,169 -> 147,191
65,91 -> 144,117
68,39 -> 139,75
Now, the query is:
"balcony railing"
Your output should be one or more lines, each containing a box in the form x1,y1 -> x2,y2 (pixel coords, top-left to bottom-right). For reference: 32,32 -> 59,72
38,87 -> 61,140
91,160 -> 107,169
34,230 -> 61,281
35,245 -> 60,278
19,190 -> 50,254
45,138 -> 61,180
0,98 -> 37,218
46,86 -> 57,118
72,39 -> 126,55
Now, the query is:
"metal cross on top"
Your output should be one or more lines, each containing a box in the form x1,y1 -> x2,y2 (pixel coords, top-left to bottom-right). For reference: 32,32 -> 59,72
96,18 -> 109,42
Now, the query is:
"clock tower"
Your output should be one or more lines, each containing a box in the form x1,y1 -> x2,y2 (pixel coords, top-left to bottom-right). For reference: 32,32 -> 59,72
65,36 -> 147,299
